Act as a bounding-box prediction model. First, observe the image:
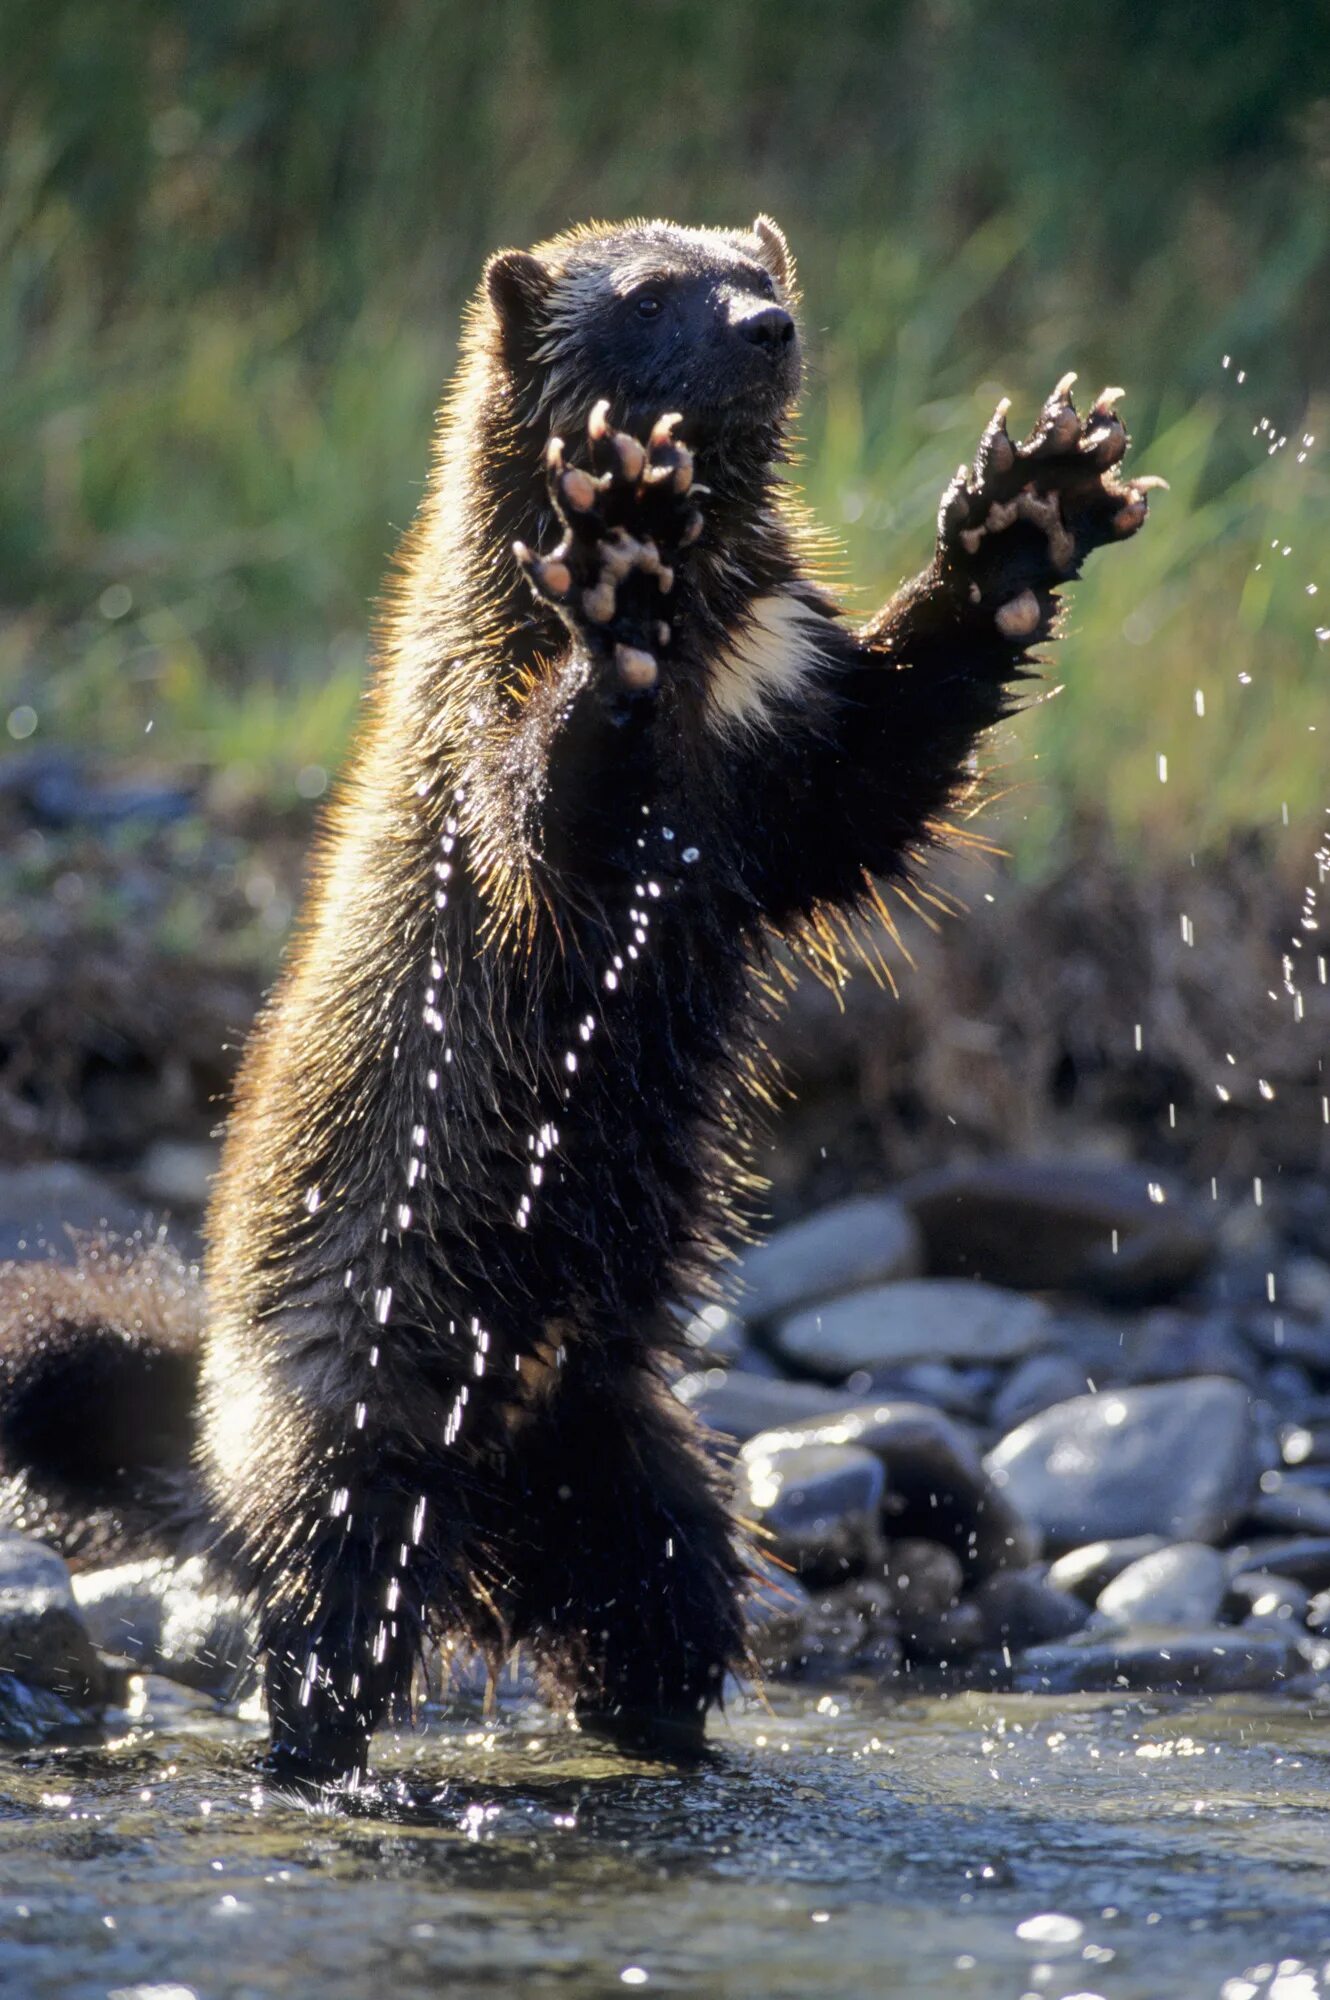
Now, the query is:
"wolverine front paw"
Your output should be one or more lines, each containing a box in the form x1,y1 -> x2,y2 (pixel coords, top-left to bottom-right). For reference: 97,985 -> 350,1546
515,402 -> 706,698
937,374 -> 1164,646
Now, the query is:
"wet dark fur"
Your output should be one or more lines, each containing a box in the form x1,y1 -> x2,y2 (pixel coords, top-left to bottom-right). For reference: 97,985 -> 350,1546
0,217 -> 1149,1780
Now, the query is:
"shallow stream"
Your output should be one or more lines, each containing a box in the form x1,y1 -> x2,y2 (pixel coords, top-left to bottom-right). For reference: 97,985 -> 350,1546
3,1680 -> 1329,1999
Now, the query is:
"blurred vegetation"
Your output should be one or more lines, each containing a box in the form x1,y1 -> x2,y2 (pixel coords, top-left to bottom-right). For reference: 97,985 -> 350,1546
3,0 -> 1329,858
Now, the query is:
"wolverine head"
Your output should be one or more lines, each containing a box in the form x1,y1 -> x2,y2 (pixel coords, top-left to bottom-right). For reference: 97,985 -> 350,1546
482,216 -> 802,448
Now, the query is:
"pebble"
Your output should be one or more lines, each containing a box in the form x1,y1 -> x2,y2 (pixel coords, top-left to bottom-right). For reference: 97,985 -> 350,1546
773,1279 -> 1049,1380
970,1570 -> 1090,1649
0,1163 -> 144,1264
1012,1625 -> 1300,1695
132,1139 -> 219,1212
1241,1479 -> 1330,1536
1046,1536 -> 1170,1602
73,1557 -> 251,1696
990,1352 -> 1089,1431
732,1195 -> 922,1324
1226,1537 -> 1330,1589
1227,1572 -> 1310,1626
1123,1310 -> 1259,1389
984,1377 -> 1256,1551
674,1370 -> 847,1443
1095,1542 -> 1228,1629
895,1158 -> 1212,1302
1243,1312 -> 1330,1375
743,1399 -> 1037,1578
737,1440 -> 886,1585
741,1567 -> 814,1673
881,1538 -> 962,1620
0,1533 -> 116,1718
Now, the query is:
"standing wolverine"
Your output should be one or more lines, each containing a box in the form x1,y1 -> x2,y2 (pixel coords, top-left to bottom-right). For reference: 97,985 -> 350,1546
0,216 -> 1156,1780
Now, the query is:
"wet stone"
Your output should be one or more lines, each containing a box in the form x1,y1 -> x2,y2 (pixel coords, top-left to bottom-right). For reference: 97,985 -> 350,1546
1122,1310 -> 1259,1389
737,1440 -> 886,1585
881,1538 -> 962,1621
984,1377 -> 1257,1552
1226,1537 -> 1330,1590
1241,1479 -> 1330,1537
1046,1535 -> 1171,1603
0,1533 -> 115,1716
0,1672 -> 95,1747
679,1303 -> 748,1366
132,1140 -> 219,1213
896,1158 -> 1212,1303
674,1369 -> 847,1444
970,1570 -> 1090,1650
991,1352 -> 1089,1432
898,1599 -> 986,1666
1013,1625 -> 1302,1695
0,1162 -> 145,1265
733,1195 -> 922,1325
1242,1311 -> 1330,1376
73,1557 -> 251,1697
741,1567 -> 814,1674
1227,1572 -> 1310,1626
740,1399 -> 1036,1580
801,1581 -> 902,1675
1096,1542 -> 1228,1630
866,1361 -> 993,1420
773,1280 -> 1049,1381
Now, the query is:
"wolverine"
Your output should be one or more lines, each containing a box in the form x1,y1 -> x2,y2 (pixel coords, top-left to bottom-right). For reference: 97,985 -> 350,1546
0,215 -> 1157,1780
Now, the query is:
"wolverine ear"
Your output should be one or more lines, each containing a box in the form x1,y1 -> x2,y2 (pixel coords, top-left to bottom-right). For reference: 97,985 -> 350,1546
752,214 -> 795,291
484,249 -> 553,349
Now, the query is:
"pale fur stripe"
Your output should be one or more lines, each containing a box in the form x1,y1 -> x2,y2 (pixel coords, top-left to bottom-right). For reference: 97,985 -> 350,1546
708,592 -> 830,733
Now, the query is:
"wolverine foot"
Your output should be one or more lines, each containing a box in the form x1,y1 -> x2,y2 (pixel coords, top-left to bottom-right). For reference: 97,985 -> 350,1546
515,402 -> 707,701
937,375 -> 1164,648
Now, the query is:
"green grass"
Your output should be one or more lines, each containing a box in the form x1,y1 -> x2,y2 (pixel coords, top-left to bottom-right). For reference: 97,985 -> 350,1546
3,1 -> 1329,849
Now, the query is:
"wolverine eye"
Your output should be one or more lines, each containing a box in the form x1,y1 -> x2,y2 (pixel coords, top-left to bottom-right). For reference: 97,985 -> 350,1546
634,293 -> 663,320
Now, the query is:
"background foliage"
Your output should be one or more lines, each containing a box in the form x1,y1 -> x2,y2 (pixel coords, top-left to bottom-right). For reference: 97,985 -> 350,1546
4,0 -> 1329,857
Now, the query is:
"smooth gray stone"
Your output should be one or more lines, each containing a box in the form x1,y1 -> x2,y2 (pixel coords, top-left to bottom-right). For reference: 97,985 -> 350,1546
741,1567 -> 814,1673
1226,1538 -> 1330,1589
1046,1535 -> 1171,1602
898,1599 -> 986,1665
0,1671 -> 92,1746
733,1196 -> 922,1325
73,1557 -> 251,1697
1242,1481 -> 1330,1536
1096,1542 -> 1228,1629
1244,1311 -> 1330,1374
674,1369 -> 847,1444
1012,1625 -> 1300,1695
0,1533 -> 112,1711
132,1140 -> 219,1212
679,1303 -> 748,1366
1227,1573 -> 1310,1626
738,1441 -> 886,1585
1123,1310 -> 1259,1389
984,1377 -> 1256,1552
991,1352 -> 1089,1431
774,1280 -> 1050,1380
866,1361 -> 991,1419
0,1163 -> 143,1264
882,1538 -> 963,1621
741,1399 -> 1036,1578
971,1570 -> 1090,1649
896,1159 -> 1213,1303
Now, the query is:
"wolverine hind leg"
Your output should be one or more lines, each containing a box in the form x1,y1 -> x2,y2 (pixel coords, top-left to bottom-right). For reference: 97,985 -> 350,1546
504,1363 -> 747,1753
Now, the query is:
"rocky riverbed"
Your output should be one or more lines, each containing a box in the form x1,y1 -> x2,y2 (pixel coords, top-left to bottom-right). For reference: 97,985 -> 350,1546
5,1157 -> 1330,1995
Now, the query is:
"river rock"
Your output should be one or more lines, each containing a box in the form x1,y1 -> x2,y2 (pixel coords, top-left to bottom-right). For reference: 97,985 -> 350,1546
0,1672 -> 96,1746
881,1538 -> 962,1621
991,1353 -> 1089,1431
1242,1480 -> 1330,1536
1096,1542 -> 1228,1629
1243,1311 -> 1330,1375
741,1567 -> 814,1673
971,1570 -> 1090,1649
0,1163 -> 144,1264
1123,1310 -> 1259,1389
679,1303 -> 748,1366
737,1441 -> 886,1584
773,1280 -> 1049,1381
674,1370 -> 848,1444
0,1533 -> 115,1714
984,1377 -> 1257,1552
72,1556 -> 251,1696
1046,1536 -> 1171,1602
132,1140 -> 218,1212
733,1196 -> 922,1325
1227,1538 -> 1330,1589
742,1400 -> 1036,1578
896,1159 -> 1213,1302
1012,1625 -> 1300,1695
898,1600 -> 987,1666
1228,1573 -> 1310,1626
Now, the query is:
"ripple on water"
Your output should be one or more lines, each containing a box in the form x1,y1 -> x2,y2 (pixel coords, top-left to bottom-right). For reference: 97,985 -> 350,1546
2,1683 -> 1330,1997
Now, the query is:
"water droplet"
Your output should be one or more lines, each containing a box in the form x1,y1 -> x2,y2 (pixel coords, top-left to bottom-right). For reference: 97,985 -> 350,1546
304,1186 -> 322,1214
682,847 -> 700,864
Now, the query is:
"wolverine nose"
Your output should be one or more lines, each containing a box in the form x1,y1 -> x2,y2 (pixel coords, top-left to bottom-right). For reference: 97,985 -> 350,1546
737,305 -> 796,350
